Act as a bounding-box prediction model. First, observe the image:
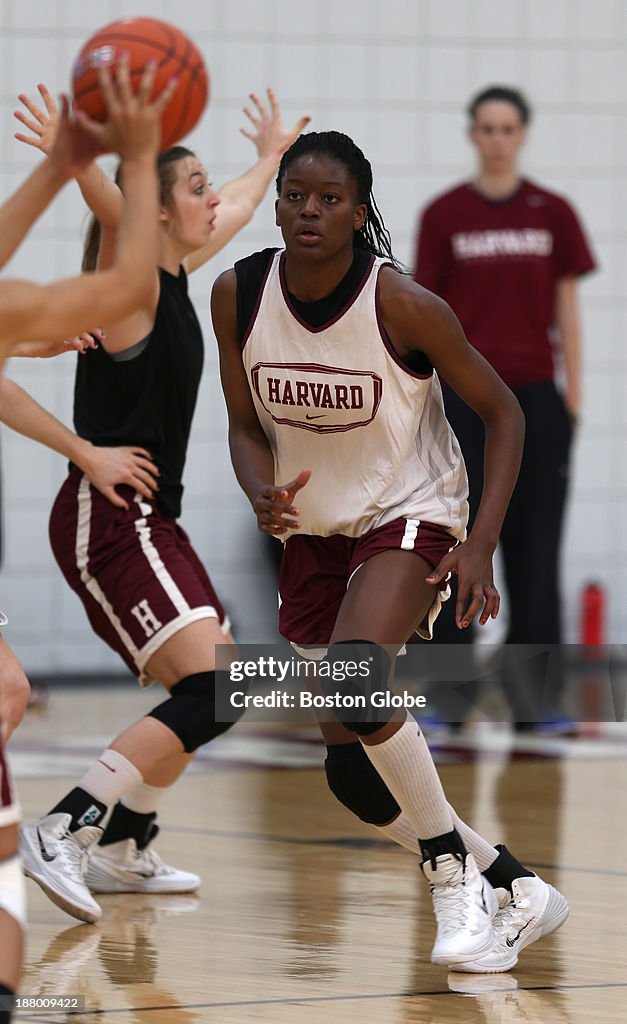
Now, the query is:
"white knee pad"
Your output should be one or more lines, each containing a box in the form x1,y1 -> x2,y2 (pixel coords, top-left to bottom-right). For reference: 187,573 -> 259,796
0,855 -> 26,928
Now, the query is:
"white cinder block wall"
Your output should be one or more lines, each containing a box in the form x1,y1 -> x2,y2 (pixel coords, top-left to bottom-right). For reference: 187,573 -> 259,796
0,0 -> 625,674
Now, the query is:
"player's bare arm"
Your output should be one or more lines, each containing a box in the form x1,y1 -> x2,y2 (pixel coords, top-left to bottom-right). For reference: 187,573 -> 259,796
0,62 -> 175,355
378,268 -> 525,627
0,375 -> 158,509
185,90 -> 310,274
211,268 -> 309,534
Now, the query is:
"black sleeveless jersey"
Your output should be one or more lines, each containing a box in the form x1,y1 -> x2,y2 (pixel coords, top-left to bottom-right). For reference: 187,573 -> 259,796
235,247 -> 372,337
73,266 -> 203,518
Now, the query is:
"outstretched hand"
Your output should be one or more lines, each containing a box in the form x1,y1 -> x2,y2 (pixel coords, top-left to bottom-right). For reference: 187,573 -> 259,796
426,537 -> 500,629
241,88 -> 311,162
14,82 -> 60,156
253,469 -> 311,535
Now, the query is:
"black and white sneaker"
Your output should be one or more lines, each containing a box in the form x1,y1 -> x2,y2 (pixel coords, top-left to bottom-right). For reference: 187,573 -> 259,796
450,875 -> 569,973
20,813 -> 102,924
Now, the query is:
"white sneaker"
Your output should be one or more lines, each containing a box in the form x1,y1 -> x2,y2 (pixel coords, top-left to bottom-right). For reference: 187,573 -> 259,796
422,852 -> 497,965
85,837 -> 201,894
20,813 -> 103,924
450,875 -> 569,973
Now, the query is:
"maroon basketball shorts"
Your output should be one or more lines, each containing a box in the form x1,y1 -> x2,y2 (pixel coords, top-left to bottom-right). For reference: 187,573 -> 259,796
0,735 -> 20,828
278,517 -> 458,656
49,467 -> 229,686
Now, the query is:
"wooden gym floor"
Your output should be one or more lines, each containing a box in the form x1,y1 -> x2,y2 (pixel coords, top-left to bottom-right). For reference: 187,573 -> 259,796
8,685 -> 627,1023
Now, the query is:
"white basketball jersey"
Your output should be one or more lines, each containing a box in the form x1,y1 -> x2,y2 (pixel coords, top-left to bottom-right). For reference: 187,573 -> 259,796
242,251 -> 468,541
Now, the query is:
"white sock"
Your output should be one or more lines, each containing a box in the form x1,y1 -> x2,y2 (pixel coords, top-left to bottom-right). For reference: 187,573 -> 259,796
378,805 -> 499,870
361,713 -> 453,841
121,782 -> 169,815
79,749 -> 143,808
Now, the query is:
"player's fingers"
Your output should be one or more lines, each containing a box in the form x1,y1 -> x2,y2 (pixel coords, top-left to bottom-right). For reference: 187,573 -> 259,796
479,584 -> 499,625
425,556 -> 452,584
101,485 -> 128,510
266,87 -> 279,117
16,93 -> 46,123
58,94 -> 70,121
76,333 -> 97,350
455,583 -> 471,628
113,51 -> 133,102
13,110 -> 43,135
128,446 -> 155,461
131,451 -> 159,468
240,128 -> 255,143
62,337 -> 85,352
38,82 -> 58,115
129,466 -> 158,491
13,132 -> 42,149
129,476 -> 154,500
242,105 -> 260,128
96,62 -> 119,114
136,59 -> 158,103
459,585 -> 484,629
153,74 -> 179,113
249,92 -> 268,121
283,469 -> 312,495
293,115 -> 311,134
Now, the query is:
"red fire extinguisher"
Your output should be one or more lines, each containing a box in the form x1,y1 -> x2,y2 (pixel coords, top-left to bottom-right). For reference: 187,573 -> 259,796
580,582 -> 605,646
579,582 -> 607,735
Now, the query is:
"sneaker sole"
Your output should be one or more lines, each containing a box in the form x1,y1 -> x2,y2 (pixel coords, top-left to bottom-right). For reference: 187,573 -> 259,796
23,866 -> 101,924
450,886 -> 570,974
86,875 -> 201,894
432,928 -> 494,966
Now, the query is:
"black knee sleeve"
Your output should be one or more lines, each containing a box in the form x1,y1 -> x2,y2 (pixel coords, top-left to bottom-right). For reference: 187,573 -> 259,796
148,671 -> 243,753
320,640 -> 392,736
324,742 -> 400,824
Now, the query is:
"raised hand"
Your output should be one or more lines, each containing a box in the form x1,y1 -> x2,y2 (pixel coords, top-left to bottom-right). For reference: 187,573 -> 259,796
253,469 -> 311,535
75,55 -> 178,160
241,88 -> 310,161
14,82 -> 60,156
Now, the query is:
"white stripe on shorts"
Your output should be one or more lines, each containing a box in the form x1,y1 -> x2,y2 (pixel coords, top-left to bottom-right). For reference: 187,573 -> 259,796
75,475 -> 140,662
400,518 -> 420,550
133,496 -> 190,615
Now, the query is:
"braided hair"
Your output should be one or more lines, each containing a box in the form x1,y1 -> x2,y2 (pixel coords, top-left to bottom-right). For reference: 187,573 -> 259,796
276,131 -> 402,270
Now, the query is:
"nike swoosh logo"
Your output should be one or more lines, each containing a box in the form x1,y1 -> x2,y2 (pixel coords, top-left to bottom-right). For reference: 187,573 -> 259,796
480,883 -> 489,915
305,413 -> 326,420
506,918 -> 533,947
98,760 -> 117,773
37,827 -> 56,862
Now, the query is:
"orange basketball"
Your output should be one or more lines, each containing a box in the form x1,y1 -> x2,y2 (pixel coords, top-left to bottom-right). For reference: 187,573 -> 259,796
71,17 -> 209,150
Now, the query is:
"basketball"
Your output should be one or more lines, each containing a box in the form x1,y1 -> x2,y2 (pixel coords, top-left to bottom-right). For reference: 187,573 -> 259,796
71,17 -> 209,149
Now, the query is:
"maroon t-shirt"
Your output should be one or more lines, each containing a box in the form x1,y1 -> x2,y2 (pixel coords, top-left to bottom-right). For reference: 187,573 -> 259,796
414,178 -> 596,385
